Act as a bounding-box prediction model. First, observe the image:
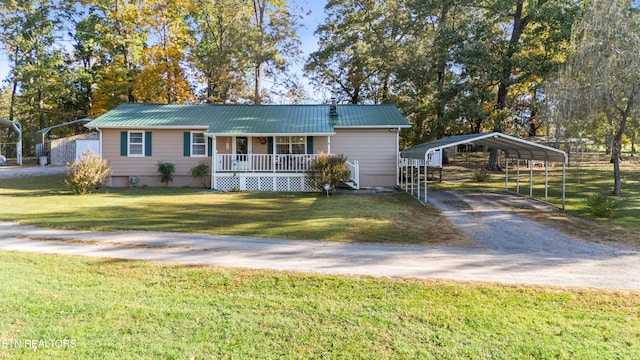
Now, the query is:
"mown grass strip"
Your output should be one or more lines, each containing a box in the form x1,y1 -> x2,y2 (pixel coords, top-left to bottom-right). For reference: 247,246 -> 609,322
0,252 -> 638,359
0,174 -> 469,245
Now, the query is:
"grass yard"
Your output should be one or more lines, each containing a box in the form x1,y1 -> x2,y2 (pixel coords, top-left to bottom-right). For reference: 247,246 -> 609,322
0,174 -> 471,246
0,252 -> 638,359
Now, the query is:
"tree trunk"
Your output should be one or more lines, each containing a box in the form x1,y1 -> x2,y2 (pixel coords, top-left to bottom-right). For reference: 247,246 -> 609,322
487,0 -> 531,171
9,78 -> 17,122
434,3 -> 451,139
38,90 -> 45,130
486,148 -> 502,171
612,133 -> 623,195
609,85 -> 636,195
254,62 -> 262,104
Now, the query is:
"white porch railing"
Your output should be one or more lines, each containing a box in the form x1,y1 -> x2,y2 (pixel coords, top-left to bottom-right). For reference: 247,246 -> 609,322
216,154 -> 318,173
346,160 -> 359,189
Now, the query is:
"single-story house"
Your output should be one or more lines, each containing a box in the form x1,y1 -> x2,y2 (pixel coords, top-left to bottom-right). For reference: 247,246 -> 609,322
85,103 -> 410,191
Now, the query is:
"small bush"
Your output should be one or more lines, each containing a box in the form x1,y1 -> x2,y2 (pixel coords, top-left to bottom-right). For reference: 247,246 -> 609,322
157,162 -> 175,185
65,150 -> 112,195
191,161 -> 210,187
471,168 -> 491,182
586,193 -> 618,218
307,152 -> 351,193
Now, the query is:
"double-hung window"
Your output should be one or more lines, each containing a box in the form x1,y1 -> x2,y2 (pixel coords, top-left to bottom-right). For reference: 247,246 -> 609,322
275,136 -> 306,154
128,131 -> 144,157
191,132 -> 207,156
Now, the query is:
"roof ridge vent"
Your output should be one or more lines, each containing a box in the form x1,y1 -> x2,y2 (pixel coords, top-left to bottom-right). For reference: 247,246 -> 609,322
329,98 -> 338,117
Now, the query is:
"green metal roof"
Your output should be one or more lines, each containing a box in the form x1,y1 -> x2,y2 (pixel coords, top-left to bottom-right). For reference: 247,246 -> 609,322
86,103 -> 410,135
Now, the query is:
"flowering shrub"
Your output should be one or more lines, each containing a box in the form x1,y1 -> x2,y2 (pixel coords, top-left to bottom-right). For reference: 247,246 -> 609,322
306,152 -> 351,193
65,150 -> 112,195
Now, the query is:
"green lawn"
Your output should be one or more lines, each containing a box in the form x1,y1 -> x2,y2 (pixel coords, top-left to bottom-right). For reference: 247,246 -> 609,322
2,168 -> 639,358
0,252 -> 638,359
0,174 -> 468,245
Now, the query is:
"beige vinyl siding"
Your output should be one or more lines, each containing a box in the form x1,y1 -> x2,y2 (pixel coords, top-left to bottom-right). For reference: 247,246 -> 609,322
102,128 -> 209,177
331,129 -> 398,187
314,136 -> 329,153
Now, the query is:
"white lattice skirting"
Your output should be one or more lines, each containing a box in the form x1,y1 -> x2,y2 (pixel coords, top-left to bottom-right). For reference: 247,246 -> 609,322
215,174 -> 317,192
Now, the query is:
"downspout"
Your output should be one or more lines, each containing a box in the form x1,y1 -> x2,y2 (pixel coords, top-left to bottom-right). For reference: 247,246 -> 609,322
96,127 -> 102,157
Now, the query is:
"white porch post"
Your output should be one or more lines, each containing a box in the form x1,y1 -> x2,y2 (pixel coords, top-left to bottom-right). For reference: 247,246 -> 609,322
272,136 -> 277,173
211,136 -> 217,189
395,128 -> 400,186
272,136 -> 276,191
327,135 -> 331,154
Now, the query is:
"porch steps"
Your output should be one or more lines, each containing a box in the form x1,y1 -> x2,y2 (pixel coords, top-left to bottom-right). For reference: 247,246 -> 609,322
343,181 -> 359,190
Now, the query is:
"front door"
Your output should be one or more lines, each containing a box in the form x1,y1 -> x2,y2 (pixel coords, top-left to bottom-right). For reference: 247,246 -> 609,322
234,136 -> 251,170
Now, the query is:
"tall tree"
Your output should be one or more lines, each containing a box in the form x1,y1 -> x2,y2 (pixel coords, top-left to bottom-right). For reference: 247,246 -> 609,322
71,8 -> 108,115
247,0 -> 302,104
483,0 -> 578,170
0,0 -> 71,153
88,0 -> 148,115
190,0 -> 251,103
306,0 -> 415,104
554,0 -> 640,195
134,0 -> 195,104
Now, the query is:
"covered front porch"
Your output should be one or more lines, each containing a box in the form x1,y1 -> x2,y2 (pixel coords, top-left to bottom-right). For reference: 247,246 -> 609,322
209,135 -> 359,191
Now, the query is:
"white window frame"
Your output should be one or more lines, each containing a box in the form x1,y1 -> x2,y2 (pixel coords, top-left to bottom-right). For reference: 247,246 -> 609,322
275,136 -> 306,154
191,132 -> 207,157
128,131 -> 144,157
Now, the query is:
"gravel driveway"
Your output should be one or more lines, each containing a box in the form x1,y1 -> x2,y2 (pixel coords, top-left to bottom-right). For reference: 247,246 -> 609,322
0,165 -> 66,178
1,168 -> 639,289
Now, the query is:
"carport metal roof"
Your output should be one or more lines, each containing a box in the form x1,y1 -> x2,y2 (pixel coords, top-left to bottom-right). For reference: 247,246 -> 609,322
401,132 -> 567,163
399,132 -> 567,209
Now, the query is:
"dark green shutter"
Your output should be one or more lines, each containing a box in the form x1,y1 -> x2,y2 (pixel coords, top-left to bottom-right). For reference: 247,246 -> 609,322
183,132 -> 190,156
120,132 -> 127,156
208,137 -> 213,156
145,132 -> 152,156
306,136 -> 313,154
267,137 -> 273,154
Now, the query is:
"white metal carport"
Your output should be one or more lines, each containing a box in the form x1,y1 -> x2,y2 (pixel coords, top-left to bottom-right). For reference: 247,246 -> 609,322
0,118 -> 22,165
399,132 -> 568,209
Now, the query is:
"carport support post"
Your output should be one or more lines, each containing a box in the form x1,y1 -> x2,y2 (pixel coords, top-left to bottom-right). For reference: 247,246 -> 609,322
545,160 -> 549,202
505,159 -> 509,191
562,164 -> 566,210
517,160 -> 521,194
424,153 -> 429,204
529,161 -> 533,198
417,162 -> 421,201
